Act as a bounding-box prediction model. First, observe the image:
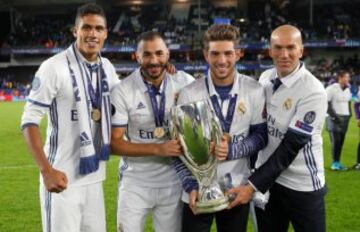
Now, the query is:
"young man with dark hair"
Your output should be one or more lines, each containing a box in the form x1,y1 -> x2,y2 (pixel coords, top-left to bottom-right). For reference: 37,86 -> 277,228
172,24 -> 267,232
21,3 -> 119,232
110,31 -> 194,232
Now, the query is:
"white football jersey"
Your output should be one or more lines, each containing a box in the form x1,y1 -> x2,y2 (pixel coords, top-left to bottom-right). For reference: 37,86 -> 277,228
111,68 -> 194,188
21,47 -> 119,186
256,64 -> 327,192
326,83 -> 351,116
177,71 -> 266,203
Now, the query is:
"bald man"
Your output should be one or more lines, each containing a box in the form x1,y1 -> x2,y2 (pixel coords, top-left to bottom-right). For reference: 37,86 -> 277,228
229,25 -> 327,232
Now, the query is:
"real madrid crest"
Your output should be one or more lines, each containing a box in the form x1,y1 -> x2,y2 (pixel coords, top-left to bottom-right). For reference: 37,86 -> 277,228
237,101 -> 246,115
283,98 -> 292,110
174,92 -> 179,103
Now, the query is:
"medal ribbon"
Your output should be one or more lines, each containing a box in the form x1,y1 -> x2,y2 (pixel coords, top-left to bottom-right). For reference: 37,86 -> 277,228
205,77 -> 237,133
143,75 -> 167,127
84,63 -> 101,109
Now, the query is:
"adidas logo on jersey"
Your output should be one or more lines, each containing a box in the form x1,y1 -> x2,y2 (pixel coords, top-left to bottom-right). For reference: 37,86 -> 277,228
136,102 -> 146,110
80,132 -> 92,146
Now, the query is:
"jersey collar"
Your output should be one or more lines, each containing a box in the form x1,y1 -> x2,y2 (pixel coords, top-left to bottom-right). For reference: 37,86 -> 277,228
73,43 -> 100,66
333,82 -> 350,90
206,69 -> 240,97
135,68 -> 168,94
274,62 -> 304,88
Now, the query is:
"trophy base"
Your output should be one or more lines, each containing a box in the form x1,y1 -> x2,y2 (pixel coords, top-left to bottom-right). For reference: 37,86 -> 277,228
196,197 -> 229,214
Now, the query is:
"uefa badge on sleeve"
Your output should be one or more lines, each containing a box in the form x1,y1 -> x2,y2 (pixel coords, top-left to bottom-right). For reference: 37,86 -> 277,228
31,77 -> 41,91
304,111 -> 316,124
283,98 -> 292,110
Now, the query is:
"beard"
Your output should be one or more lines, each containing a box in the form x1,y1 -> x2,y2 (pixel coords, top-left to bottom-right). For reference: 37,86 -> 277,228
140,63 -> 167,80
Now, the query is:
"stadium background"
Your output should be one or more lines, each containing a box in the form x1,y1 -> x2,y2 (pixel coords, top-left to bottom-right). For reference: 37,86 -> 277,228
0,0 -> 359,231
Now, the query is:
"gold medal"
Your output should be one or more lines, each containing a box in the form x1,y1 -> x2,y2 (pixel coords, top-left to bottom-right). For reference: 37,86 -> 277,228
91,109 -> 101,122
223,133 -> 232,143
154,127 -> 166,138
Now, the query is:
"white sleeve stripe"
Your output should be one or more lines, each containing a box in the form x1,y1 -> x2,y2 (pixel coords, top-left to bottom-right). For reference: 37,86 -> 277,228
27,98 -> 50,107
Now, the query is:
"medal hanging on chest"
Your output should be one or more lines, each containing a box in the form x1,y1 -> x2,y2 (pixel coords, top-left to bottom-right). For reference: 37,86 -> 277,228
145,77 -> 168,139
205,78 -> 237,140
86,64 -> 102,122
91,108 -> 101,121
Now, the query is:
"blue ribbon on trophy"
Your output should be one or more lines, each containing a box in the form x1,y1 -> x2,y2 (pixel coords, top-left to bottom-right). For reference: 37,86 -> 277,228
205,77 -> 237,142
144,76 -> 168,138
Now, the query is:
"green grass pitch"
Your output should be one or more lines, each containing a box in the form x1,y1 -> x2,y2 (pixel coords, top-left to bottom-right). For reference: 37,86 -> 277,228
0,102 -> 359,231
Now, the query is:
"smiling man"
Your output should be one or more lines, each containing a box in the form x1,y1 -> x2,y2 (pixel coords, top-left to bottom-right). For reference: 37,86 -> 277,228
110,31 -> 194,232
21,3 -> 119,232
172,24 -> 268,232
234,25 -> 328,232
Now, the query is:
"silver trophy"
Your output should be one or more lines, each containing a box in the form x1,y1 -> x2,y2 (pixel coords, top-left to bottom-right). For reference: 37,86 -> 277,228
170,100 -> 229,213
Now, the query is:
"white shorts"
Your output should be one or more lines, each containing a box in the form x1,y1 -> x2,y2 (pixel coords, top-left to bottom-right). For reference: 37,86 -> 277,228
40,182 -> 106,232
117,183 -> 182,232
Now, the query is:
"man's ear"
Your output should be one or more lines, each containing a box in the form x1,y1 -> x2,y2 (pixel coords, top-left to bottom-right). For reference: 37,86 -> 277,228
203,49 -> 209,63
236,49 -> 244,60
135,51 -> 141,64
72,26 -> 77,38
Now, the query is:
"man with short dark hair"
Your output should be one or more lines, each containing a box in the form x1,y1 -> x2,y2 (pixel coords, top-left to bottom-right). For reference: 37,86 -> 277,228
173,24 -> 267,232
326,70 -> 352,171
21,3 -> 119,232
110,31 -> 194,232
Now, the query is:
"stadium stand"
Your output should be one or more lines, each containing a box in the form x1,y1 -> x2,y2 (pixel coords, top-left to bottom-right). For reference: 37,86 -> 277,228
1,0 -> 360,101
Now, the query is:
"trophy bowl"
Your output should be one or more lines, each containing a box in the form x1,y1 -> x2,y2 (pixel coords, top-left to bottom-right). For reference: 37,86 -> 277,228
170,100 -> 229,214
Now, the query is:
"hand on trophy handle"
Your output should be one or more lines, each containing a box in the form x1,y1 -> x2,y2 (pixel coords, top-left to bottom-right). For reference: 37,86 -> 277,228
156,139 -> 183,157
214,135 -> 229,161
189,190 -> 199,215
226,184 -> 255,209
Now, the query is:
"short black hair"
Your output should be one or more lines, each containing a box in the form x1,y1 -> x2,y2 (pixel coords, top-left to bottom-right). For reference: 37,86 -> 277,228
75,3 -> 107,26
136,31 -> 166,51
337,70 -> 350,79
137,31 -> 164,44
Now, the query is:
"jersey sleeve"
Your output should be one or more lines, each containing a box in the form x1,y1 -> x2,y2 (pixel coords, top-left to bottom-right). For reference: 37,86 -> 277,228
250,85 -> 266,125
325,85 -> 333,102
110,83 -> 128,127
288,91 -> 328,136
177,70 -> 195,87
106,61 -> 121,91
21,60 -> 61,129
27,60 -> 60,107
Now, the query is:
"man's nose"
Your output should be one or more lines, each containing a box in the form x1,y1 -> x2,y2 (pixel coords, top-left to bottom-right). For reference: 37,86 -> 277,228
217,53 -> 226,63
279,48 -> 289,58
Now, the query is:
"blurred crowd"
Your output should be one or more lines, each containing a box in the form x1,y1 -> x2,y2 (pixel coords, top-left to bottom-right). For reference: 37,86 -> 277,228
1,1 -> 360,98
0,75 -> 30,100
1,1 -> 360,49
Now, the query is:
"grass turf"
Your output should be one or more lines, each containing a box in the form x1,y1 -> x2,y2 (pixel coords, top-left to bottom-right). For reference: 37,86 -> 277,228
0,102 -> 359,231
